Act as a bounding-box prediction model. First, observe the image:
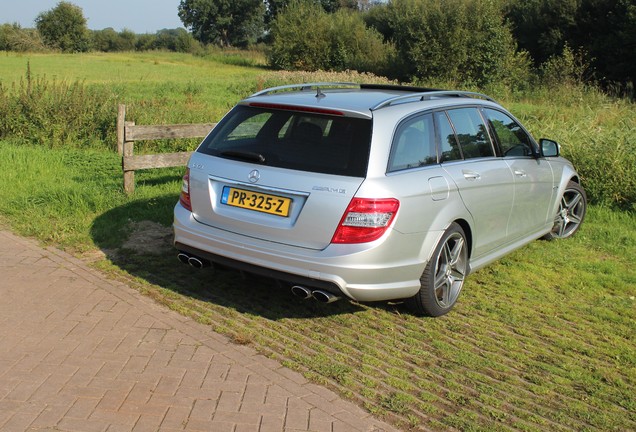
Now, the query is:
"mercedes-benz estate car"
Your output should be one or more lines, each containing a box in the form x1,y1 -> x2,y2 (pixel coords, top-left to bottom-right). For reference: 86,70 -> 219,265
173,83 -> 586,316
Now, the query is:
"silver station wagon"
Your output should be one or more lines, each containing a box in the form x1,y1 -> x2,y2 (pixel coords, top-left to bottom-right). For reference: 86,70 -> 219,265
173,83 -> 586,316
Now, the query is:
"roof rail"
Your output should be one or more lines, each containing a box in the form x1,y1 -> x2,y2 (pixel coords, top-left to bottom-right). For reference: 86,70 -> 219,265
249,82 -> 359,97
360,83 -> 441,93
371,91 -> 497,110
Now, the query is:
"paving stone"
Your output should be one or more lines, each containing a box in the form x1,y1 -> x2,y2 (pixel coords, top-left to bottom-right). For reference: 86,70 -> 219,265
0,230 -> 399,432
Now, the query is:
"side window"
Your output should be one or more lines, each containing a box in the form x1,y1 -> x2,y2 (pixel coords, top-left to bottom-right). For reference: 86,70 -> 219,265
483,109 -> 535,157
435,111 -> 462,162
226,112 -> 272,141
388,113 -> 436,172
446,108 -> 494,159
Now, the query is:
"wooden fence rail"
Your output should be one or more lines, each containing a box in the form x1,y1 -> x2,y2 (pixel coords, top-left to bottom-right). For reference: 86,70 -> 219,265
117,104 -> 217,194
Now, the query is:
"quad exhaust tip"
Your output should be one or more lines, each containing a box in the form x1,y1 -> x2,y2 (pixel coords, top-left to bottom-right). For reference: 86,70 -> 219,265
291,285 -> 312,300
291,285 -> 341,304
177,252 -> 210,269
177,255 -> 340,303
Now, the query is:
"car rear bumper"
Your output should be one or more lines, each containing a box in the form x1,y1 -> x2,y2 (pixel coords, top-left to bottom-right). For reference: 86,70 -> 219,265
173,203 -> 441,302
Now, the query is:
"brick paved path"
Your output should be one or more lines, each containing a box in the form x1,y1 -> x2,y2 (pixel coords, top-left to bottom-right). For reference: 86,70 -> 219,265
0,230 -> 398,432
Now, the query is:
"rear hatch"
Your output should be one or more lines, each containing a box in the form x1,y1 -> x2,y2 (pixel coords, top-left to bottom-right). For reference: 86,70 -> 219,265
188,103 -> 373,250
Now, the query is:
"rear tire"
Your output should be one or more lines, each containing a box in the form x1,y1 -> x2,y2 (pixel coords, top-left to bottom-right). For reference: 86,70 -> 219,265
407,223 -> 468,317
543,181 -> 587,240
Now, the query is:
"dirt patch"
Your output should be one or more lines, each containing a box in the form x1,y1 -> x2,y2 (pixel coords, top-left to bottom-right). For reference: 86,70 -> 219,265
122,220 -> 173,255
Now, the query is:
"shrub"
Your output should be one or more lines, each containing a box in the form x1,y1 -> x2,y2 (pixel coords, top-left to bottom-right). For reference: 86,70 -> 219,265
91,28 -> 136,52
0,64 -> 115,149
135,33 -> 157,51
0,23 -> 47,52
154,28 -> 202,54
540,44 -> 592,88
268,0 -> 393,75
366,0 -> 529,87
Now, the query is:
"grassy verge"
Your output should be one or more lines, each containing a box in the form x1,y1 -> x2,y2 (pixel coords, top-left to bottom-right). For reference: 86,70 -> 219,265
1,52 -> 635,430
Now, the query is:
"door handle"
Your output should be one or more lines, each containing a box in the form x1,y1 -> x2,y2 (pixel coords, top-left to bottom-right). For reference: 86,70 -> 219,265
514,169 -> 527,178
462,170 -> 481,181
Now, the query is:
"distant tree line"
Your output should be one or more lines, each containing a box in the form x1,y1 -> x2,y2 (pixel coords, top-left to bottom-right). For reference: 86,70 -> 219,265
175,0 -> 634,91
0,1 -> 203,54
1,0 -> 634,93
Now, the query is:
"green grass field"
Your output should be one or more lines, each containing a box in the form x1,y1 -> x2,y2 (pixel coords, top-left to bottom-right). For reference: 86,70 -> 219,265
0,52 -> 634,431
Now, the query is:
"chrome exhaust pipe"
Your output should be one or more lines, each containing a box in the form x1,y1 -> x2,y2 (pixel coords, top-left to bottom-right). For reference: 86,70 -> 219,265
311,290 -> 341,304
177,252 -> 191,265
187,256 -> 209,269
291,285 -> 312,300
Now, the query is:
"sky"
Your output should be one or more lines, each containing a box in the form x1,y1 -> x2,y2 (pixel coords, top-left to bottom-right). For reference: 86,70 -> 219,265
1,0 -> 185,33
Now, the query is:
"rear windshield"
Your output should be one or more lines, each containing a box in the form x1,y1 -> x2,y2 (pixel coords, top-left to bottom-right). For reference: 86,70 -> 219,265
197,105 -> 372,177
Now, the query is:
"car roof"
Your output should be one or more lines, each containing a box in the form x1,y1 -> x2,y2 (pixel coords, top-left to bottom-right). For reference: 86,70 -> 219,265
241,83 -> 499,119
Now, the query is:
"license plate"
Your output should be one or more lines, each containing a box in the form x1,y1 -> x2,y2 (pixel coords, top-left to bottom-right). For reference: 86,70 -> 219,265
221,187 -> 291,217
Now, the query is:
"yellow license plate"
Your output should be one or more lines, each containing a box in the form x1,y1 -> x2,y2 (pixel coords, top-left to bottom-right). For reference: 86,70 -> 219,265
221,187 -> 291,217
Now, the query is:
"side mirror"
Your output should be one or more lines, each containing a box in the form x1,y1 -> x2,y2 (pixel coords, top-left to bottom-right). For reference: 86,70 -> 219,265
539,138 -> 560,157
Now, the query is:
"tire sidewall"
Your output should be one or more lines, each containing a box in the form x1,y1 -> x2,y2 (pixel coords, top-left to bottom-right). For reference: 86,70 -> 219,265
545,180 -> 587,240
409,222 -> 468,317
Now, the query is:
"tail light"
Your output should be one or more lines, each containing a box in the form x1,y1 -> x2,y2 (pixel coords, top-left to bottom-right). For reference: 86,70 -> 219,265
179,168 -> 192,211
331,198 -> 399,244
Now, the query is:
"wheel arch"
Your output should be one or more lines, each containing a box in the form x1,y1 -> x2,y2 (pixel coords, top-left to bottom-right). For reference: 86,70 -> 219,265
453,218 -> 473,259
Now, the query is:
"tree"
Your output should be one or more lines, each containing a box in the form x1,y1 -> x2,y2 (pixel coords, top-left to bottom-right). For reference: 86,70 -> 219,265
91,28 -> 120,52
506,0 -> 635,91
265,0 -> 364,24
505,0 -> 579,66
155,28 -> 202,53
265,0 -> 289,25
178,0 -> 265,47
35,1 -> 90,52
91,28 -> 136,52
366,0 -> 527,86
573,0 -> 635,90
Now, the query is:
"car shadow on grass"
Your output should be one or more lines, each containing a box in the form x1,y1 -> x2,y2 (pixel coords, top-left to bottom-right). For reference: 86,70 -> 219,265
90,194 -> 367,320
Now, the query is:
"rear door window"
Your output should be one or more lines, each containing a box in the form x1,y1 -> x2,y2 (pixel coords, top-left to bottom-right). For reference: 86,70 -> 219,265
445,108 -> 495,159
197,105 -> 372,177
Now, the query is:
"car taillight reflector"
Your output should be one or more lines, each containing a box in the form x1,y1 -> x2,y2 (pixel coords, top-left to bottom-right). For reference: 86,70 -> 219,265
331,198 -> 399,244
179,168 -> 192,211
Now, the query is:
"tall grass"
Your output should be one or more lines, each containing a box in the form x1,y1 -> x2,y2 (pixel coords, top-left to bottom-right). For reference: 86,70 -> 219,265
0,63 -> 116,148
0,142 -> 181,250
505,86 -> 636,210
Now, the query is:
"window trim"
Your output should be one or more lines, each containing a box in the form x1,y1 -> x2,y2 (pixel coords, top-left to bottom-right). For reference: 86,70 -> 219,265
434,109 -> 463,163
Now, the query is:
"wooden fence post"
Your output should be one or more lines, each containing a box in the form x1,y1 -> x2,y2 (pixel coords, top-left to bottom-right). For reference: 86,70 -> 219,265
117,104 -> 126,155
123,121 -> 135,194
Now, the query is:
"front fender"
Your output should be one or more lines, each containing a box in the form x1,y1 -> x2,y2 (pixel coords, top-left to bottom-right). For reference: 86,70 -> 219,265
548,158 -> 580,218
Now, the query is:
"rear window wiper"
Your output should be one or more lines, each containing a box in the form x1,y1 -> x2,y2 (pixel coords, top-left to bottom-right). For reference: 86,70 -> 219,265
220,150 -> 266,164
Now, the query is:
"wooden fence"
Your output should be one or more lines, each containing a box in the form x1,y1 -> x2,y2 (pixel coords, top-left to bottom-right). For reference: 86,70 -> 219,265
117,104 -> 217,193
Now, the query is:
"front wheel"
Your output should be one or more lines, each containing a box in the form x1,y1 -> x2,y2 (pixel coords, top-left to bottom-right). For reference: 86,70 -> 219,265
543,181 -> 587,240
407,223 -> 469,317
